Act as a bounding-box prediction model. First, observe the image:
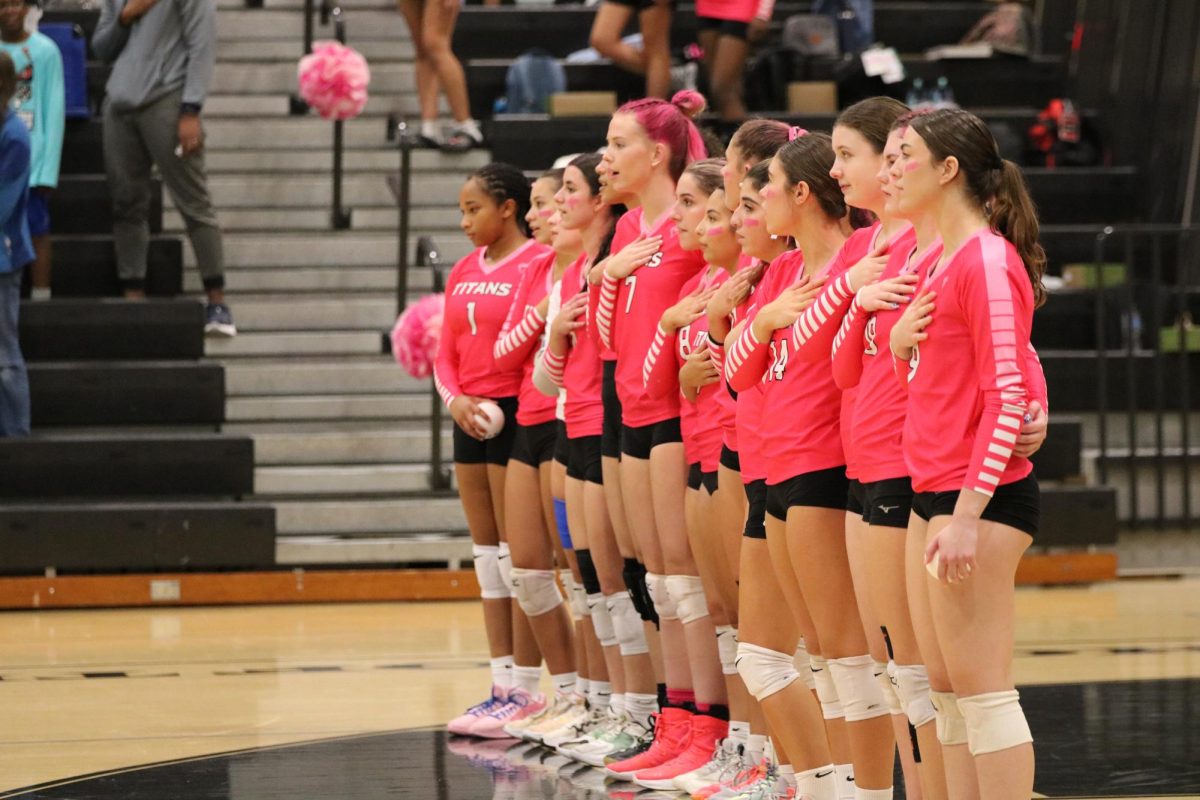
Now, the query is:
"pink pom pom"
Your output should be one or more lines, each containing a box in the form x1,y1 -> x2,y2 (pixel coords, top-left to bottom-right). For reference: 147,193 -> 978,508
391,293 -> 445,379
297,41 -> 371,121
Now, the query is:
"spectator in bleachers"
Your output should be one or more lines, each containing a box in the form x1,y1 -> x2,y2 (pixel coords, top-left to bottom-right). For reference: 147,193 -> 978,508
92,0 -> 236,337
0,51 -> 33,436
398,0 -> 484,152
0,0 -> 64,302
589,0 -> 672,99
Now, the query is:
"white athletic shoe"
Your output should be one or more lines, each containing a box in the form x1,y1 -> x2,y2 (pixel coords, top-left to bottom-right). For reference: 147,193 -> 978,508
561,712 -> 652,767
521,694 -> 585,743
673,736 -> 743,794
543,706 -> 606,749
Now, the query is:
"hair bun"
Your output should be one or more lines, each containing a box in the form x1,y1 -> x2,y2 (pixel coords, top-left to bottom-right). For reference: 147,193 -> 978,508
670,90 -> 707,119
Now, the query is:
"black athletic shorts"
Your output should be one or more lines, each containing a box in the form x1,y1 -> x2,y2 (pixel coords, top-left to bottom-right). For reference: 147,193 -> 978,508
911,473 -> 1040,538
743,478 -> 768,539
720,445 -> 740,473
510,420 -> 558,468
765,465 -> 850,521
621,417 -> 682,459
847,479 -> 866,517
553,419 -> 569,467
601,360 -> 622,459
696,15 -> 750,40
567,435 -> 603,484
452,395 -> 519,466
862,476 -> 914,529
605,0 -> 674,10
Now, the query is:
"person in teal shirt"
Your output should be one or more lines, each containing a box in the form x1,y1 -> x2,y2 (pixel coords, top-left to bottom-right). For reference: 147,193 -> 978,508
0,0 -> 64,301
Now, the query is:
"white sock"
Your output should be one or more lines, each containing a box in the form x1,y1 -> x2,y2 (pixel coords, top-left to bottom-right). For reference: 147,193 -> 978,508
588,680 -> 612,710
778,764 -> 797,788
796,764 -> 838,800
490,656 -> 514,688
456,118 -> 483,140
575,676 -> 590,698
728,719 -> 751,746
836,764 -> 856,800
512,665 -> 541,695
744,733 -> 767,763
420,120 -> 440,140
610,693 -> 626,717
551,671 -> 577,697
855,788 -> 893,800
626,692 -> 658,728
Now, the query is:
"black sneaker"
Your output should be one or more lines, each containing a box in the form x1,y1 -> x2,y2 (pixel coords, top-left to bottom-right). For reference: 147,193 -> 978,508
441,125 -> 483,153
205,303 -> 237,338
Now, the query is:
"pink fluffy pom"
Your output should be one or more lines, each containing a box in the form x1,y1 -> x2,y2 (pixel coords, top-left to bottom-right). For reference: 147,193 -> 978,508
297,41 -> 371,121
391,293 -> 445,379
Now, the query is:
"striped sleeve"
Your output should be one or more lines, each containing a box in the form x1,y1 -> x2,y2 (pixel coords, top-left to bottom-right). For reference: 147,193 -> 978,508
596,274 -> 619,351
831,296 -> 868,390
790,270 -> 856,361
963,241 -> 1031,497
493,305 -> 546,370
725,322 -> 771,392
538,346 -> 567,391
642,324 -> 678,399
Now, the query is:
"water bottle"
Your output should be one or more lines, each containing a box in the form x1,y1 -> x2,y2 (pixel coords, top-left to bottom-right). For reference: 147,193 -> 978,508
936,76 -> 956,109
906,78 -> 925,109
1059,98 -> 1081,144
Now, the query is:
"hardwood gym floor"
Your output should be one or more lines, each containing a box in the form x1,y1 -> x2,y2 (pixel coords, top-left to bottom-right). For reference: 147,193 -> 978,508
0,578 -> 1196,798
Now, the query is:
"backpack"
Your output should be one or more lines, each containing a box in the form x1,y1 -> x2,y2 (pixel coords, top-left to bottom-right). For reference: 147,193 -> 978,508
504,49 -> 567,114
1026,98 -> 1101,168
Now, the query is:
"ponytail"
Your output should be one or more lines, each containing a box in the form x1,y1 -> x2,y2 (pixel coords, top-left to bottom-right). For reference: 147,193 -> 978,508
991,160 -> 1046,308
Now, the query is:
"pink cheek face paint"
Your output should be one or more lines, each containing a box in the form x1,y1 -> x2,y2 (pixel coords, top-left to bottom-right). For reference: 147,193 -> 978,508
539,208 -> 554,219
742,216 -> 761,228
566,196 -> 580,209
707,225 -> 726,237
904,160 -> 921,173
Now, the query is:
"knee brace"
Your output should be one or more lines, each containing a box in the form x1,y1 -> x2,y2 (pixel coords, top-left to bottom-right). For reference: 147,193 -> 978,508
715,625 -> 739,676
587,593 -> 618,647
876,660 -> 903,715
929,690 -> 968,746
890,663 -> 936,728
472,544 -> 510,599
735,642 -> 800,701
664,574 -> 709,624
561,570 -> 588,618
510,568 -> 564,617
575,549 -> 602,595
553,497 -> 573,550
622,558 -> 658,624
645,572 -> 678,621
808,655 -> 844,720
606,592 -> 650,655
496,542 -> 513,593
958,690 -> 1033,756
828,654 -> 890,722
794,639 -> 816,690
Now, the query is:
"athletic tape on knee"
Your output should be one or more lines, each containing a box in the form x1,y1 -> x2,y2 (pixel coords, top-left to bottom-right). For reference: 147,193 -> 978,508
929,690 -> 968,746
828,654 -> 890,722
575,549 -> 602,595
664,574 -> 709,624
622,559 -> 658,624
715,625 -> 739,676
735,642 -> 800,701
876,660 -> 903,715
958,690 -> 1033,756
510,568 -> 563,617
553,497 -> 573,550
587,593 -> 618,647
496,542 -> 513,595
472,544 -> 510,599
606,592 -> 650,655
808,655 -> 844,720
561,571 -> 588,618
794,640 -> 816,690
644,572 -> 678,621
890,663 -> 936,728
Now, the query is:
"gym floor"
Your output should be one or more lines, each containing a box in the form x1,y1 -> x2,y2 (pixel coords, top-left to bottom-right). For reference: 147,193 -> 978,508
0,578 -> 1197,798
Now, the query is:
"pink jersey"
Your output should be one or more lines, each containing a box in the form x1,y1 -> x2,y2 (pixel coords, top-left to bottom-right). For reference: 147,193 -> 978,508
552,254 -> 605,438
901,229 -> 1037,495
644,267 -> 730,470
589,209 -> 642,363
495,250 -> 557,426
709,258 -> 762,458
696,0 -> 758,23
435,240 -> 550,406
599,208 -> 708,428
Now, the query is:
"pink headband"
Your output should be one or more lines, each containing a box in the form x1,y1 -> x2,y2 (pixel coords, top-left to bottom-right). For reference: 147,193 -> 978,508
788,126 -> 808,142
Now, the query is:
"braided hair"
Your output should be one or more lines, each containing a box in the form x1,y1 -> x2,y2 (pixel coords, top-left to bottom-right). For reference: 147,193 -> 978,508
470,162 -> 534,238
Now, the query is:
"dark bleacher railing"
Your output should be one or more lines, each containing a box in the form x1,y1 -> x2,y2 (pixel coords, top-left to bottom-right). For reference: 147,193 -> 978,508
392,119 -> 420,317
416,235 -> 452,492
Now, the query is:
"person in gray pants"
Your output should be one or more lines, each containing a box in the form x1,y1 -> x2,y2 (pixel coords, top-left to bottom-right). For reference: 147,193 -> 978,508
93,0 -> 235,337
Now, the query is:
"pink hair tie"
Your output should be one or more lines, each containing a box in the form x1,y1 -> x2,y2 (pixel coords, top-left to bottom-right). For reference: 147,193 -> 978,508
788,126 -> 807,141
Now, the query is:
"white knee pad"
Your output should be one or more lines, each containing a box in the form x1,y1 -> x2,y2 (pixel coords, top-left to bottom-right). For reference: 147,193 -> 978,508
828,654 -> 890,722
510,568 -> 564,617
473,544 -> 510,599
496,542 -> 513,593
715,625 -> 739,676
735,642 -> 800,701
958,690 -> 1033,755
890,663 -> 936,728
587,593 -> 618,647
645,572 -> 678,621
929,690 -> 968,746
876,660 -> 903,715
808,655 -> 844,720
794,639 -> 816,690
606,592 -> 649,655
665,574 -> 709,624
571,582 -> 590,618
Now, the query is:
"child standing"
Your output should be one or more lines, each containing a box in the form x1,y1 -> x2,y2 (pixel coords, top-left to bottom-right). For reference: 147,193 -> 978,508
0,50 -> 33,436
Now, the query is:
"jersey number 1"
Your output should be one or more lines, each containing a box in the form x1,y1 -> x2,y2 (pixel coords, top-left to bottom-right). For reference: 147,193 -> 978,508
467,302 -> 478,335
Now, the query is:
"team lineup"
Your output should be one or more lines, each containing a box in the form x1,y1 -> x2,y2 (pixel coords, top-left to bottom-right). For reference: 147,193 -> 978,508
431,93 -> 1049,800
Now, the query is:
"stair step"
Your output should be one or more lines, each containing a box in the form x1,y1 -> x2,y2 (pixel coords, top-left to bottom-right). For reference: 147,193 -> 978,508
207,331 -> 385,358
200,117 -> 388,149
253,428 -> 452,465
167,206 -> 464,233
181,233 -> 471,268
199,147 -> 487,174
225,361 -> 421,395
256,464 -> 447,495
188,266 -> 411,294
275,534 -> 471,567
20,299 -> 204,362
169,175 -> 463,208
205,91 -> 434,119
218,39 -> 414,60
29,361 -> 225,427
222,297 -> 396,331
227,393 -> 429,422
211,60 -> 414,95
216,9 -> 412,41
275,497 -> 466,534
